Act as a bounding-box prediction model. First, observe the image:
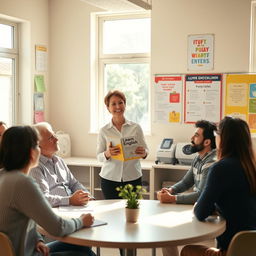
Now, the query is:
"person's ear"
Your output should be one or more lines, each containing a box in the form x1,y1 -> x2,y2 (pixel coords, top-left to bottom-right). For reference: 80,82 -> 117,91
30,148 -> 36,163
204,138 -> 211,147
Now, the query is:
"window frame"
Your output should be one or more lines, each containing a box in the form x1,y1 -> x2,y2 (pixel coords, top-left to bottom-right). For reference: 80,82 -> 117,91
90,12 -> 151,133
0,19 -> 18,125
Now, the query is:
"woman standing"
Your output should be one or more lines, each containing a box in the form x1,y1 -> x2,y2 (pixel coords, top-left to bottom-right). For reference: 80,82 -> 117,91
181,116 -> 256,256
97,90 -> 149,199
0,126 -> 95,256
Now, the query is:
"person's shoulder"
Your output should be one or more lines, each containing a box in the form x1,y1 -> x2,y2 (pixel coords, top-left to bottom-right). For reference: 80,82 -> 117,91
99,122 -> 112,132
203,149 -> 217,162
11,171 -> 36,187
126,120 -> 141,129
210,157 -> 238,174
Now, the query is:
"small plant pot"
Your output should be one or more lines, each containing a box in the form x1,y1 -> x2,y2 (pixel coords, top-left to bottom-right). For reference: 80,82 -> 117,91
125,208 -> 140,223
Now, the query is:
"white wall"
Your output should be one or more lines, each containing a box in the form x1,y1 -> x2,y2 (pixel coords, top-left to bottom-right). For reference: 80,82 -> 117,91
49,0 -> 253,161
0,0 -> 49,124
1,0 -> 252,160
48,0 -> 101,157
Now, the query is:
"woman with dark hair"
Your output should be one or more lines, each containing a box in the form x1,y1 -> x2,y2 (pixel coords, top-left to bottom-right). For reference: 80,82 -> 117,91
181,116 -> 256,256
97,90 -> 149,200
0,126 -> 95,256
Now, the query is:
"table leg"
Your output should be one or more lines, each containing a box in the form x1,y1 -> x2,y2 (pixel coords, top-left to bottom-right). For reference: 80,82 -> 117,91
96,247 -> 101,256
152,248 -> 156,256
124,248 -> 137,256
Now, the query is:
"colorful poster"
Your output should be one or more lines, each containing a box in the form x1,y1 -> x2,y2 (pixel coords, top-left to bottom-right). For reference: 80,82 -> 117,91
225,74 -> 256,133
154,75 -> 183,123
184,74 -> 222,123
187,34 -> 214,71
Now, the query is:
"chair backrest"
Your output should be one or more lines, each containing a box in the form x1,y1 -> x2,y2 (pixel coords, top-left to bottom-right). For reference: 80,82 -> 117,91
0,232 -> 15,256
226,230 -> 256,256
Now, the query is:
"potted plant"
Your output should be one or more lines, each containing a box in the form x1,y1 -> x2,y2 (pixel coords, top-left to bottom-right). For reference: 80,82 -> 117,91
116,184 -> 146,222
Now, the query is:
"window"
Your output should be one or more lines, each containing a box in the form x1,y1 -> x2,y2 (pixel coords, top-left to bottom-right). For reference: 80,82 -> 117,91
0,20 -> 18,126
91,13 -> 151,133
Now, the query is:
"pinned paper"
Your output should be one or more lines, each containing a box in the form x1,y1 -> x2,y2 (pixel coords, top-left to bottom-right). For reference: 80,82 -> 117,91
34,93 -> 44,111
34,75 -> 46,93
34,111 -> 44,123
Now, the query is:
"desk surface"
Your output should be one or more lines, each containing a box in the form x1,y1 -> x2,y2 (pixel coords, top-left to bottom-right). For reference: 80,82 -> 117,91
63,157 -> 189,170
40,200 -> 225,249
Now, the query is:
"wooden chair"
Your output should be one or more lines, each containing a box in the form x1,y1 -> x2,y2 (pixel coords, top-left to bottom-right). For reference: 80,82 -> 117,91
226,230 -> 256,256
0,232 -> 15,256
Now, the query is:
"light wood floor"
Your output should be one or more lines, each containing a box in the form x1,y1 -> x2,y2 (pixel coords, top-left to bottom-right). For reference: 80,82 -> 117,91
92,239 -> 215,256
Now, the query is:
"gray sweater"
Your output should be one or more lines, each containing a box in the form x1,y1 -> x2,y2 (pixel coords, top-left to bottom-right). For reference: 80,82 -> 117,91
172,149 -> 216,204
0,170 -> 83,256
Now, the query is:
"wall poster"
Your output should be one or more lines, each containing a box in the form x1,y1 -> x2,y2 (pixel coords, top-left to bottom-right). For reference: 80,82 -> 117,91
225,74 -> 256,133
154,75 -> 183,124
184,74 -> 222,123
35,45 -> 47,72
187,34 -> 214,71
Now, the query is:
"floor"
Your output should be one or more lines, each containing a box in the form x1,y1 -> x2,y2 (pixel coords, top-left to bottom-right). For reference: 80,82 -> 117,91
92,239 -> 215,256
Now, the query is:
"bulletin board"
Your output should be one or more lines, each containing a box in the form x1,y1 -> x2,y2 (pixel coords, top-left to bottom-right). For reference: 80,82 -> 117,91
184,74 -> 222,123
225,74 -> 256,133
154,74 -> 183,124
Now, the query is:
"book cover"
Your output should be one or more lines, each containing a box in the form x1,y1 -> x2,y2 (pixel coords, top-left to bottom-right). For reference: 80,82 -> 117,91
109,136 -> 141,161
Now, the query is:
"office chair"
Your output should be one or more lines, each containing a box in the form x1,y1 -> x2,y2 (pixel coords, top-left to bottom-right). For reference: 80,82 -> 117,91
226,230 -> 256,256
0,232 -> 15,256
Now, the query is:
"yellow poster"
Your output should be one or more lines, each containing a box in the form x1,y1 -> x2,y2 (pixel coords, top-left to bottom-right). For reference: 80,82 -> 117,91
225,74 -> 256,133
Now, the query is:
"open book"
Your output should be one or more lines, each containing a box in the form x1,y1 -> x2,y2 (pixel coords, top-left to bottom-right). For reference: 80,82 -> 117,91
109,136 -> 142,161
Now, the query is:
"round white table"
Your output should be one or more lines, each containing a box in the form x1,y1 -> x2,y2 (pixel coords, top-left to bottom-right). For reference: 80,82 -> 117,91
39,200 -> 226,255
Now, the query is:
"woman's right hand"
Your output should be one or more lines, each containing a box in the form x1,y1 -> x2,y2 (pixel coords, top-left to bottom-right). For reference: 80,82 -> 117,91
80,213 -> 94,227
105,142 -> 120,159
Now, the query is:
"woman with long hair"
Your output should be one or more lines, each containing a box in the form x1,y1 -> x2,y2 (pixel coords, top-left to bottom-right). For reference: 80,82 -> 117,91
181,116 -> 256,256
0,126 -> 95,256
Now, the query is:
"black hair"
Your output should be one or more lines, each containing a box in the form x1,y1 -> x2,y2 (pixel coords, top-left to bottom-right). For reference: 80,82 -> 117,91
195,120 -> 217,149
0,126 -> 38,171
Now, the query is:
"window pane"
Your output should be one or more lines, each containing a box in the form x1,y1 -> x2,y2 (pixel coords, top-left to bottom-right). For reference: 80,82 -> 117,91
103,18 -> 150,54
104,63 -> 149,130
0,57 -> 14,125
0,24 -> 13,49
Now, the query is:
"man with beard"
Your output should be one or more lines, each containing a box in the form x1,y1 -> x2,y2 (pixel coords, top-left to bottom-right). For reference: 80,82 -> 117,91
157,120 -> 217,205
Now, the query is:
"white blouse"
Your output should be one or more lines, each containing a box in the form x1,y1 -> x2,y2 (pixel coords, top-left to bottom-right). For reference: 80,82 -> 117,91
97,119 -> 148,182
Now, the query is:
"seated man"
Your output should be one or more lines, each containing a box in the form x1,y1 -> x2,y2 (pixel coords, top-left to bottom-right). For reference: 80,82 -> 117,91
30,122 -> 92,207
0,121 -> 7,143
157,120 -> 217,205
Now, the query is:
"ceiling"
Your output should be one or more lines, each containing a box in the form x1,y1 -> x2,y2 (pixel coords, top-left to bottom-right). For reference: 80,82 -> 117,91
80,0 -> 152,11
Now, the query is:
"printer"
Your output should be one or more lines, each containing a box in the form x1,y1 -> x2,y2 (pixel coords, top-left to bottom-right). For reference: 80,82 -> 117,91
175,142 -> 197,165
156,138 -> 177,164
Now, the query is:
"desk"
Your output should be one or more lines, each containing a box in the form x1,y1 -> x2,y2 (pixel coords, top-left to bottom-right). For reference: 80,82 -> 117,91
39,200 -> 225,256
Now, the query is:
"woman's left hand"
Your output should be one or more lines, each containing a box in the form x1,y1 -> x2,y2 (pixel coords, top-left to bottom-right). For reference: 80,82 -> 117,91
135,146 -> 147,158
36,241 -> 50,256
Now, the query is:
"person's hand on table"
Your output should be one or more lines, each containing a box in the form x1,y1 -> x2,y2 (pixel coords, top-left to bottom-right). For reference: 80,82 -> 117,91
160,187 -> 173,194
80,213 -> 94,227
157,189 -> 176,203
70,190 -> 91,206
36,241 -> 50,256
